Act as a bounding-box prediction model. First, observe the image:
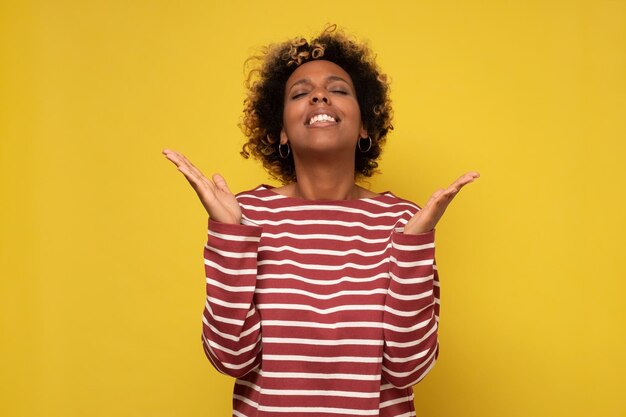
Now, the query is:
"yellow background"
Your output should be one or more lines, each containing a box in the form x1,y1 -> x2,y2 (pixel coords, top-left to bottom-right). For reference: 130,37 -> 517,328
1,1 -> 625,416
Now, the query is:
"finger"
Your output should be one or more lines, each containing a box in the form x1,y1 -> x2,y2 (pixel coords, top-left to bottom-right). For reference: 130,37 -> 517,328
163,149 -> 183,167
164,149 -> 192,168
164,150 -> 194,172
172,151 -> 195,172
166,151 -> 215,190
171,156 -> 213,194
431,171 -> 481,211
450,171 -> 480,189
178,154 -> 214,189
423,189 -> 445,209
212,173 -> 233,195
176,164 -> 205,189
440,172 -> 480,199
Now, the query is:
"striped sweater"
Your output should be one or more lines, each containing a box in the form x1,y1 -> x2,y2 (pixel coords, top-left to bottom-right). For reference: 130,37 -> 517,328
202,185 -> 440,417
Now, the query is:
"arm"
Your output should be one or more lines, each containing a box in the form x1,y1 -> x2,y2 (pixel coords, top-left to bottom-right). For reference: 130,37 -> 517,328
201,219 -> 263,378
381,171 -> 479,387
381,230 -> 439,388
161,149 -> 260,376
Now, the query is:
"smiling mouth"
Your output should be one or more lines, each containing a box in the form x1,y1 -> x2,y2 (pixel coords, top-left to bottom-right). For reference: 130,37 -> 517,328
307,114 -> 338,125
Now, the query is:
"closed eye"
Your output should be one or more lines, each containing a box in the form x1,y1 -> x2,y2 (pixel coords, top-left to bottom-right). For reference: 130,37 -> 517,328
291,92 -> 309,99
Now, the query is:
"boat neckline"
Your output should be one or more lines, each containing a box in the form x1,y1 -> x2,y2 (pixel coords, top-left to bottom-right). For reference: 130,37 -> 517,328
256,184 -> 396,204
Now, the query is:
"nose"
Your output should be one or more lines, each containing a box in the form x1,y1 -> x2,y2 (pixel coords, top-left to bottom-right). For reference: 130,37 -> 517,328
310,90 -> 330,105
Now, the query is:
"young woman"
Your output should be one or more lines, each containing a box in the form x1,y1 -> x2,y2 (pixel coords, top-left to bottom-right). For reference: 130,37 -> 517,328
163,26 -> 478,417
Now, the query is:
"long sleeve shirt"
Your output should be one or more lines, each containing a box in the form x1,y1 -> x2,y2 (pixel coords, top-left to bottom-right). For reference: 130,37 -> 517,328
201,185 -> 440,417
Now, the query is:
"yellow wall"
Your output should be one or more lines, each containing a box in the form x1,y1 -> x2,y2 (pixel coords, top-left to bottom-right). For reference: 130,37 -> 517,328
1,1 -> 624,416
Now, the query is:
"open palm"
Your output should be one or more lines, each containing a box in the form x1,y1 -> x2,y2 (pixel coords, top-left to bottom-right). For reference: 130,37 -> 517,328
404,172 -> 480,235
162,149 -> 241,225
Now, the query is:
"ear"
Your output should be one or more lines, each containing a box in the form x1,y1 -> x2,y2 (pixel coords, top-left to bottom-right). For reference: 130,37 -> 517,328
280,129 -> 289,145
359,122 -> 368,139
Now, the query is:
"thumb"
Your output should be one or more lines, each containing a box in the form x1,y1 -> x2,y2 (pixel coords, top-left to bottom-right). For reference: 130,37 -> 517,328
212,173 -> 233,195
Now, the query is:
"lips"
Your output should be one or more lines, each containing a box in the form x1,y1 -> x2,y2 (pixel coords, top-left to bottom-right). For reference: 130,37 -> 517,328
306,110 -> 340,126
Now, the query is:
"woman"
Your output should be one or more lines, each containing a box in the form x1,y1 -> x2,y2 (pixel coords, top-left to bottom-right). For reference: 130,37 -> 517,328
163,26 -> 478,417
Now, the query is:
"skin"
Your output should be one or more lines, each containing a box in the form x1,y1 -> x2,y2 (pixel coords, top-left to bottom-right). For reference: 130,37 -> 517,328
163,60 -> 480,234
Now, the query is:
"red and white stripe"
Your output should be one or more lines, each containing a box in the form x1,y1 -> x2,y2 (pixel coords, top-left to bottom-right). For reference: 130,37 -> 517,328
202,185 -> 440,416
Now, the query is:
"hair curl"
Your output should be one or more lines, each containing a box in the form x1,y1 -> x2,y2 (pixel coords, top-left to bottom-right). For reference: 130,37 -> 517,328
240,25 -> 393,184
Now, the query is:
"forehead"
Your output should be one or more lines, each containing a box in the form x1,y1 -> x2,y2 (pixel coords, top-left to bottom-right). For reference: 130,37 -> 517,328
285,60 -> 354,88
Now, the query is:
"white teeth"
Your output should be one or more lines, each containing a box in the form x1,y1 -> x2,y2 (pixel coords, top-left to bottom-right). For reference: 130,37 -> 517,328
308,114 -> 336,125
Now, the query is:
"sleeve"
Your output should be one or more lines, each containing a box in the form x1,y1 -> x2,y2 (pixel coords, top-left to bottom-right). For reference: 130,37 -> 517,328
381,229 -> 440,388
201,219 -> 264,378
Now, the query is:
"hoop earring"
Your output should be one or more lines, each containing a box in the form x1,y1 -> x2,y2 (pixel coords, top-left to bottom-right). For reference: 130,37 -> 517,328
279,142 -> 290,159
358,136 -> 372,153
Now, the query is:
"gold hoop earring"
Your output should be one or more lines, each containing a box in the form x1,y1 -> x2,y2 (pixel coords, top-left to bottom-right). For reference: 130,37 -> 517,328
358,136 -> 372,153
279,143 -> 290,159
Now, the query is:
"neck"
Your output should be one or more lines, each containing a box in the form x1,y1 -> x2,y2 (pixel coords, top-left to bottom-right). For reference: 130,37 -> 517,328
291,157 -> 359,201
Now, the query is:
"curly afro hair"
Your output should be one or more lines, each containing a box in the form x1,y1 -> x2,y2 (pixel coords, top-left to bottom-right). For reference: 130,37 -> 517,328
240,25 -> 393,184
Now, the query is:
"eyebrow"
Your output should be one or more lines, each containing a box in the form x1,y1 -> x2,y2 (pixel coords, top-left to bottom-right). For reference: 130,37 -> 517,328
288,75 -> 351,91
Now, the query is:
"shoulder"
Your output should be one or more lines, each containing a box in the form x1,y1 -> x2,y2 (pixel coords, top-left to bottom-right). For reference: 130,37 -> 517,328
235,184 -> 285,207
236,184 -> 270,199
371,191 -> 421,214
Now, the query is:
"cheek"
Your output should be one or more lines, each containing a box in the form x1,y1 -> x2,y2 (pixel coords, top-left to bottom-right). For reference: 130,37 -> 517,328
281,111 -> 291,135
354,100 -> 363,120
345,97 -> 362,120
282,103 -> 303,131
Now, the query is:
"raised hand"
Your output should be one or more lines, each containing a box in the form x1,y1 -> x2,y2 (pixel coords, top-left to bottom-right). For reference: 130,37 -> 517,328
404,172 -> 480,235
162,149 -> 242,225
